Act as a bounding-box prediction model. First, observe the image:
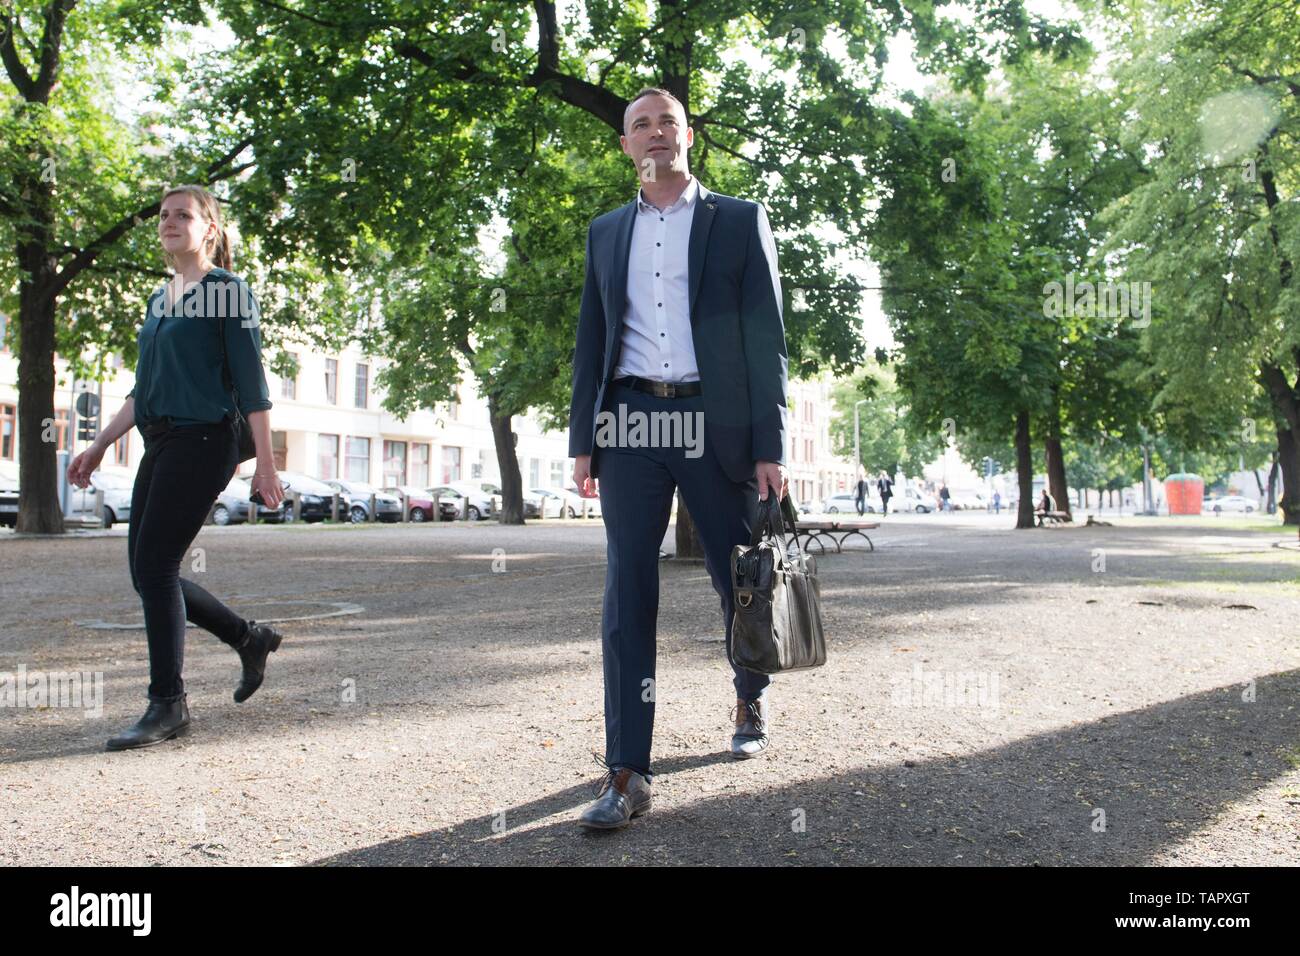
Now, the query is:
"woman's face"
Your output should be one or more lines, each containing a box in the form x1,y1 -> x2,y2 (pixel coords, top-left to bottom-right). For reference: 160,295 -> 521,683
158,193 -> 213,261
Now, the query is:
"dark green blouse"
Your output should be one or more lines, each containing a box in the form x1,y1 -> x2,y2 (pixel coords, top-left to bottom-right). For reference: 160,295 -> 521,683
128,268 -> 273,427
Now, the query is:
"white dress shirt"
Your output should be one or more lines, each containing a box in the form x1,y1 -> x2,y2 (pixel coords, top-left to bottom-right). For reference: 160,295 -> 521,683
614,175 -> 700,382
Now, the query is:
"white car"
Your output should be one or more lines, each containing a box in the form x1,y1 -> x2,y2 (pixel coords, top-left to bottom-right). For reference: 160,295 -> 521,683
896,491 -> 937,513
70,469 -> 134,528
0,462 -> 18,527
1207,495 -> 1256,514
820,492 -> 874,514
430,483 -> 494,520
533,487 -> 602,518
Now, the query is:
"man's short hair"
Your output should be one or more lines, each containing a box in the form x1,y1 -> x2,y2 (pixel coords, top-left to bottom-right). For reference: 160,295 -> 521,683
623,87 -> 687,134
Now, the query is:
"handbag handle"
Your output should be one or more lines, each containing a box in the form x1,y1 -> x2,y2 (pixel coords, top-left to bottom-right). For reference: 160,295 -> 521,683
748,493 -> 812,572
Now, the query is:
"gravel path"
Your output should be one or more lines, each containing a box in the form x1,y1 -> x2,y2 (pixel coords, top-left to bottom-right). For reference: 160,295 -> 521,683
2,514 -> 1298,866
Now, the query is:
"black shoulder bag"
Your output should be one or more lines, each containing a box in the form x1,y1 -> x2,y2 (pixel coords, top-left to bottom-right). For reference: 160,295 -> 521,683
217,314 -> 258,465
730,493 -> 827,674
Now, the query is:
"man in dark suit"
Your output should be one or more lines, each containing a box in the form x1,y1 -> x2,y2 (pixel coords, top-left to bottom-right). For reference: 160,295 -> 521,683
568,87 -> 789,830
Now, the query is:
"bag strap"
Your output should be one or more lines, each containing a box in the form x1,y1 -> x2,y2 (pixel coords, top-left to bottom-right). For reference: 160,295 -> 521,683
216,312 -> 242,416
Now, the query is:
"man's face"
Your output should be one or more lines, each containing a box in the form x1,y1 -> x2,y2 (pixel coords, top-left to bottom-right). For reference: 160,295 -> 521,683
620,94 -> 692,183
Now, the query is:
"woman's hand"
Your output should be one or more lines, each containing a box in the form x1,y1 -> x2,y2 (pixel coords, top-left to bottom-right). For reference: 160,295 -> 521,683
67,444 -> 106,489
250,472 -> 284,511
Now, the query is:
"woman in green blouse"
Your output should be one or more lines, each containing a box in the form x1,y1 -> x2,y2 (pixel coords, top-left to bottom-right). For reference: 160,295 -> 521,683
68,184 -> 288,750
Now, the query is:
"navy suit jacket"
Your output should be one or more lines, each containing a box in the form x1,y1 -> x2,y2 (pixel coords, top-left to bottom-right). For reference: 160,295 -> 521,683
567,183 -> 789,484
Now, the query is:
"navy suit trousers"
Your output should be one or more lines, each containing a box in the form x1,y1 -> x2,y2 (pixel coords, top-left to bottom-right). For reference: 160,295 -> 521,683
596,380 -> 771,779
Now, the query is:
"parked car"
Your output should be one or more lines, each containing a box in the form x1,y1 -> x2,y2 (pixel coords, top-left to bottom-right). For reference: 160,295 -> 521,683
326,479 -> 403,523
260,471 -> 337,522
460,481 -> 505,514
0,462 -> 19,527
535,487 -> 602,518
383,485 -> 459,522
820,492 -> 874,514
1207,494 -> 1256,514
212,476 -> 282,525
69,469 -> 134,528
948,492 -> 987,511
896,490 -> 936,513
427,485 -> 493,521
527,487 -> 577,518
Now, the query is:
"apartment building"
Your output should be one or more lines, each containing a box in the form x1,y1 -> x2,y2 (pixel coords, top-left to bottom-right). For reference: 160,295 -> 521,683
1,312 -> 857,501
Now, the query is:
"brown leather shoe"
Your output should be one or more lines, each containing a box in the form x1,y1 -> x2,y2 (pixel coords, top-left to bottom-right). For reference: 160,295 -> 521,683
730,696 -> 770,758
577,757 -> 652,829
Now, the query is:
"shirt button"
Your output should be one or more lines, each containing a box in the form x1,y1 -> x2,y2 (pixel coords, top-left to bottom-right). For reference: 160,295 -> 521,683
656,242 -> 661,247
657,302 -> 662,307
655,272 -> 660,277
660,332 -> 665,337
663,363 -> 669,368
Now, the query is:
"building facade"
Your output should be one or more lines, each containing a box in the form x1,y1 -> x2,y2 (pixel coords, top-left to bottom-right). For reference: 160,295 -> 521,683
1,315 -> 857,502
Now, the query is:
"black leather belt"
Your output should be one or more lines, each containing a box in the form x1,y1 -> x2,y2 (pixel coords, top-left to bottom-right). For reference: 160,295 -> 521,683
612,375 -> 702,398
138,416 -> 175,438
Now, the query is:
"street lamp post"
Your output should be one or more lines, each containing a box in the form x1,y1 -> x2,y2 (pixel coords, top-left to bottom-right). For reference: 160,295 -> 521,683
854,399 -> 867,485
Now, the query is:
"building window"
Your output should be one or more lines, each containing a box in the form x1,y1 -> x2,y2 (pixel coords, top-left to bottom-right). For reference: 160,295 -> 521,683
345,436 -> 370,482
528,457 -> 540,488
324,358 -> 338,404
441,446 -> 461,484
114,431 -> 129,466
411,443 -> 430,488
550,460 -> 565,487
0,403 -> 15,459
447,388 -> 459,420
383,440 -> 406,487
354,363 -> 369,408
271,430 -> 287,471
281,352 -> 298,399
0,404 -> 14,459
318,433 -> 339,479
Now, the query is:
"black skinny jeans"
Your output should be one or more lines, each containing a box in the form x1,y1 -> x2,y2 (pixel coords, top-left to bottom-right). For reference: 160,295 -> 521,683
127,418 -> 247,702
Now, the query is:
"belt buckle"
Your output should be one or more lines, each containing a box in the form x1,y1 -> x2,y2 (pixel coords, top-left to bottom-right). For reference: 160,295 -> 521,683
652,381 -> 675,398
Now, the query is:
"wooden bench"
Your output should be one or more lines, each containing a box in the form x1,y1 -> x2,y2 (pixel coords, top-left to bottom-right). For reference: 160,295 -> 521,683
1035,510 -> 1072,527
794,519 -> 880,553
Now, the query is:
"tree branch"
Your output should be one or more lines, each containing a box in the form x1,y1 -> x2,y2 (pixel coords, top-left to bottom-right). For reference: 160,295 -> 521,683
51,142 -> 255,298
0,8 -> 37,98
33,0 -> 77,101
1225,63 -> 1300,100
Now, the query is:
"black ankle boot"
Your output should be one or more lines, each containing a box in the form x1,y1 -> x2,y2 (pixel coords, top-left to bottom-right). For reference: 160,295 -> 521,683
106,696 -> 191,751
234,620 -> 283,703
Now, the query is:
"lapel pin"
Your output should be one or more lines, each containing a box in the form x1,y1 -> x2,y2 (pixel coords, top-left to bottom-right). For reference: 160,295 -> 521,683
707,202 -> 716,211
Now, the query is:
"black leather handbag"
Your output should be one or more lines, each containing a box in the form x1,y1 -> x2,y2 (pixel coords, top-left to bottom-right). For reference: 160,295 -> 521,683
730,493 -> 827,674
217,314 -> 258,465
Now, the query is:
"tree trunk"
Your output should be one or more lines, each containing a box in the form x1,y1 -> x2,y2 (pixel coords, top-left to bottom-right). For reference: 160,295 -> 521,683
488,397 -> 525,525
674,490 -> 704,558
1277,425 -> 1300,527
1015,409 -> 1035,529
16,273 -> 65,534
1261,362 -> 1300,526
1044,428 -> 1070,519
1266,449 -> 1279,514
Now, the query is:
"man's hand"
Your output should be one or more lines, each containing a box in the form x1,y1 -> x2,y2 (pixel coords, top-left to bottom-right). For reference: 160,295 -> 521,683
756,460 -> 787,501
573,454 -> 598,498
